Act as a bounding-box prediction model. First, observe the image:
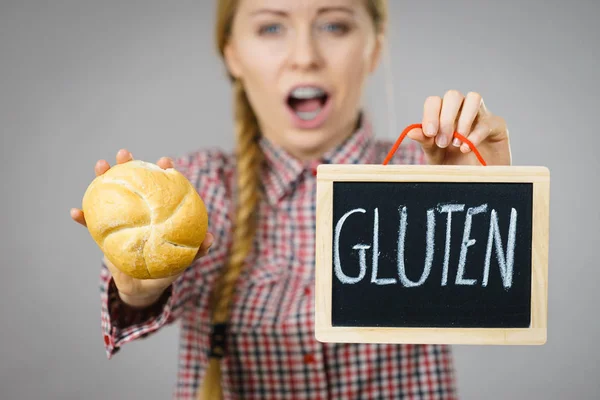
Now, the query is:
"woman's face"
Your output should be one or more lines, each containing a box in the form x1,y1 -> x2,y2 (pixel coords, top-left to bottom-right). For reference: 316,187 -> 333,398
225,0 -> 383,161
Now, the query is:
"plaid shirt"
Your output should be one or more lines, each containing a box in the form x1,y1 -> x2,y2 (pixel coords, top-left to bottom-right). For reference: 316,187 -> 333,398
99,116 -> 458,399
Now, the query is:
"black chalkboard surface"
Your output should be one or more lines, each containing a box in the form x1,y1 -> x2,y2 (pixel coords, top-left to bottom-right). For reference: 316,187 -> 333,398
315,165 -> 549,345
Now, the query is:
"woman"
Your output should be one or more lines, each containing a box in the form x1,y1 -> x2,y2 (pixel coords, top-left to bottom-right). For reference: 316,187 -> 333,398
71,0 -> 511,398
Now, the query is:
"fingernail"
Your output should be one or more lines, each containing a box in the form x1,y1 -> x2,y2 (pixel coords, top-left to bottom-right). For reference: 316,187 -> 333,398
452,138 -> 461,147
437,135 -> 448,148
425,123 -> 436,137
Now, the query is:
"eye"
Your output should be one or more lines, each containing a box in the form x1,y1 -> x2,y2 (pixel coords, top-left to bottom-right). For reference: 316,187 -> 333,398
258,23 -> 283,35
320,22 -> 350,34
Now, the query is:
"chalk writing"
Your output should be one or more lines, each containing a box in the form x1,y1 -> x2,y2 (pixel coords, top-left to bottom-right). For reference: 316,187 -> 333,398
334,203 -> 518,289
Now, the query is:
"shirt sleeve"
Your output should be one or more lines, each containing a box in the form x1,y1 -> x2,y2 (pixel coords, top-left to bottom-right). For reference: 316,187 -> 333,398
98,148 -> 232,359
99,262 -> 190,358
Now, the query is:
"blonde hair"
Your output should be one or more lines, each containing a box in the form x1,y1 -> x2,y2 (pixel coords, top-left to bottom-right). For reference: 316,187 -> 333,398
198,1 -> 388,398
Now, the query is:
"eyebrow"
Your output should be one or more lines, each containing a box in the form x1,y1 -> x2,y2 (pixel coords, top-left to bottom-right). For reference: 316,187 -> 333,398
250,6 -> 355,17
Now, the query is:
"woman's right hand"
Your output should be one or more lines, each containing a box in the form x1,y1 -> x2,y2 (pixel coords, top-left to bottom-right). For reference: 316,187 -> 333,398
70,149 -> 214,308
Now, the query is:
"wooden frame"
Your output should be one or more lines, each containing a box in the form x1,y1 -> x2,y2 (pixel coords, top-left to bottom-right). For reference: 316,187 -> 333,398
315,164 -> 550,345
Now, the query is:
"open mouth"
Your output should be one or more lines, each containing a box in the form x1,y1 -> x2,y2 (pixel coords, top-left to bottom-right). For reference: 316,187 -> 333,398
286,85 -> 332,128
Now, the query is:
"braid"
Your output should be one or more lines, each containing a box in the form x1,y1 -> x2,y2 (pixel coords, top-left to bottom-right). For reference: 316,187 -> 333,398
197,80 -> 262,399
213,80 -> 262,321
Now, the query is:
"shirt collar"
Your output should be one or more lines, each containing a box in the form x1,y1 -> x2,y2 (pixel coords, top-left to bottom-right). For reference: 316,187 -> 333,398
259,112 -> 377,205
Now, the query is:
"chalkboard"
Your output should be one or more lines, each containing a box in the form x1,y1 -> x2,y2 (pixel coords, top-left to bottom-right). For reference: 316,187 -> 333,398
315,165 -> 549,345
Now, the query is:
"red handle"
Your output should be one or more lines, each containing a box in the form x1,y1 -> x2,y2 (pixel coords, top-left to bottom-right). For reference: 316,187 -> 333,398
382,123 -> 487,166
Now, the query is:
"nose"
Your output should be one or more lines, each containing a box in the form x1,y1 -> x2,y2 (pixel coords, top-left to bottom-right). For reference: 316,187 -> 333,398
288,28 -> 322,70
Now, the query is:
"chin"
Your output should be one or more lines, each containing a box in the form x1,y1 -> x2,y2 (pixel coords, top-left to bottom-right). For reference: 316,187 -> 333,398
280,127 -> 338,160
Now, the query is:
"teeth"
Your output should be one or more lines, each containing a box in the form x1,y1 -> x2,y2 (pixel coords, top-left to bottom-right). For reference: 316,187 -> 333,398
296,110 -> 321,121
291,86 -> 325,99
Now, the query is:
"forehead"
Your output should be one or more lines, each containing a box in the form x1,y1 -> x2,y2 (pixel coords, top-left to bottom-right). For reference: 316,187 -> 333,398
237,0 -> 364,13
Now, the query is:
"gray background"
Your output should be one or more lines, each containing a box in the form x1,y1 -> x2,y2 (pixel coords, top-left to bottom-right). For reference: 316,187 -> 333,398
1,0 -> 598,399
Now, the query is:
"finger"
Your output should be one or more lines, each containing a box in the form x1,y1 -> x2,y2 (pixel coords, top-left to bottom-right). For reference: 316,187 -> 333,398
157,157 -> 174,169
116,149 -> 133,165
460,122 -> 492,153
422,96 -> 442,138
407,126 -> 436,152
454,92 -> 482,147
95,159 -> 110,176
194,232 -> 215,260
478,97 -> 491,117
201,232 -> 214,250
438,90 -> 464,149
70,208 -> 87,227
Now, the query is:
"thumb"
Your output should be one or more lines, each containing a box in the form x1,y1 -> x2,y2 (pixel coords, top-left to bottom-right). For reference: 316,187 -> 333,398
406,125 -> 437,152
405,124 -> 445,164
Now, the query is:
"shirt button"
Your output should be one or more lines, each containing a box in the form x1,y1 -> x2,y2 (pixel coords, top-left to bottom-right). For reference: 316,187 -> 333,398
104,335 -> 111,346
311,168 -> 318,177
304,353 -> 316,364
304,287 -> 311,296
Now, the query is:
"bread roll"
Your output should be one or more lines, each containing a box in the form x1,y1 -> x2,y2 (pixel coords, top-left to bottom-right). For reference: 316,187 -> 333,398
82,160 -> 208,279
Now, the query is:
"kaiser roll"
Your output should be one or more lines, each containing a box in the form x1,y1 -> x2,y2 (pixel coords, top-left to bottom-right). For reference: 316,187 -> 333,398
82,160 -> 208,279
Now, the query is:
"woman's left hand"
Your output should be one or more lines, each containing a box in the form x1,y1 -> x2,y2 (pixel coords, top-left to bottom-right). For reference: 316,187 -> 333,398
407,90 -> 511,166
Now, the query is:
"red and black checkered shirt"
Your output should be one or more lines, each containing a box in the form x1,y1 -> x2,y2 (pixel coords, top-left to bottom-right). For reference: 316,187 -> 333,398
100,116 -> 458,399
